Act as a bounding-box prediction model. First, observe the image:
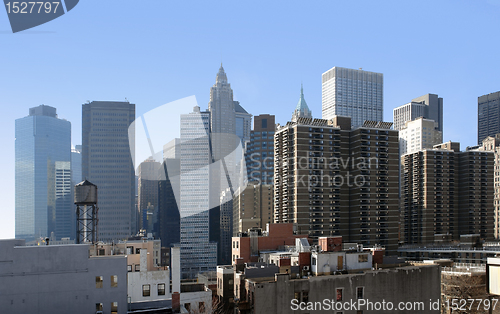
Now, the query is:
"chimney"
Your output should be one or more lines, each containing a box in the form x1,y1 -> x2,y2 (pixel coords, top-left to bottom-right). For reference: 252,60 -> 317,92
171,247 -> 181,295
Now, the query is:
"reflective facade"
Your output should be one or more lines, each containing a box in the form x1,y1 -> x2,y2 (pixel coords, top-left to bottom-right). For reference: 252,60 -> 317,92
179,106 -> 217,279
15,105 -> 71,241
82,101 -> 135,242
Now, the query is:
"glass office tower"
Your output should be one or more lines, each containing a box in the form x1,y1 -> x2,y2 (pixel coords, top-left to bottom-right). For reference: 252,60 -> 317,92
15,105 -> 72,241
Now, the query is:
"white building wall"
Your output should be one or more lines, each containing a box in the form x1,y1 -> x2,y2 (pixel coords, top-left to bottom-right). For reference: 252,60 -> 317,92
399,117 -> 442,155
180,290 -> 213,313
127,270 -> 170,303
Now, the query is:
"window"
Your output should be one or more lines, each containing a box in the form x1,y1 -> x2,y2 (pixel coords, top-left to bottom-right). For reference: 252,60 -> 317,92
111,275 -> 118,288
312,257 -> 316,265
96,276 -> 103,289
143,284 -> 151,297
357,287 -> 364,299
302,291 -> 309,303
95,303 -> 103,311
136,248 -> 141,254
135,265 -> 141,271
294,292 -> 300,301
158,283 -> 166,296
336,288 -> 343,301
111,302 -> 118,314
127,265 -> 132,272
358,254 -> 368,263
185,303 -> 191,311
199,301 -> 206,313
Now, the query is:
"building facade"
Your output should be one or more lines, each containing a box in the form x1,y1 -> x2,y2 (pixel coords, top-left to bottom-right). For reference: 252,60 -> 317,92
232,183 -> 274,236
398,117 -> 443,155
246,114 -> 276,185
0,239 -> 128,314
157,158 -> 180,248
401,142 -> 494,244
478,91 -> 500,144
179,106 -> 218,279
208,65 -> 250,265
82,101 -> 136,242
137,159 -> 162,234
322,66 -> 383,127
274,116 -> 399,252
478,134 -> 500,239
15,105 -> 72,241
393,93 -> 443,132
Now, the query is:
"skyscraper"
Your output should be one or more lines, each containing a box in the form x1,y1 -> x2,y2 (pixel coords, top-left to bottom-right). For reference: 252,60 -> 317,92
137,159 -> 161,234
179,106 -> 217,278
207,65 -> 247,265
82,101 -> 135,242
478,91 -> 500,144
157,158 -> 180,248
398,117 -> 443,155
234,101 -> 252,144
322,66 -> 383,127
71,145 -> 82,185
15,105 -> 72,241
393,93 -> 443,132
246,114 -> 276,185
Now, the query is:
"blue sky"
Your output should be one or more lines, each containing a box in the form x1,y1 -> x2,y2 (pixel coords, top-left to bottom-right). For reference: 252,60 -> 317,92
1,0 -> 500,239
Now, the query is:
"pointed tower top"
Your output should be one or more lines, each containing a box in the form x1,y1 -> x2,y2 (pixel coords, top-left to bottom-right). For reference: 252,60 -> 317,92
216,64 -> 227,83
296,84 -> 309,112
292,84 -> 312,121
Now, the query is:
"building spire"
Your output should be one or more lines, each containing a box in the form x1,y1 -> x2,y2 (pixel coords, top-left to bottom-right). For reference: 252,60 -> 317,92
292,84 -> 312,122
216,63 -> 227,83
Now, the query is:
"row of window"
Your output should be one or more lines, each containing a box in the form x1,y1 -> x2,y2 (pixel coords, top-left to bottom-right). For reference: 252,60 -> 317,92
96,275 -> 118,288
142,283 -> 166,296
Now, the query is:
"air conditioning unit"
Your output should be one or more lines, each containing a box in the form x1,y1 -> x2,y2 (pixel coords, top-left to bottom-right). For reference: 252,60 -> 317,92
303,266 -> 310,271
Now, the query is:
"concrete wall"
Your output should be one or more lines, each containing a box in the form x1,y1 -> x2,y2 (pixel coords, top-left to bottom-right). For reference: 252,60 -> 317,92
250,265 -> 441,314
0,240 -> 127,314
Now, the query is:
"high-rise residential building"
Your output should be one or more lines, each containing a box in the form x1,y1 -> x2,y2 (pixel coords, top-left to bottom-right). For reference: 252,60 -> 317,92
401,142 -> 494,244
478,134 -> 500,239
232,183 -> 273,236
246,114 -> 276,185
137,159 -> 162,234
393,93 -> 443,132
274,115 -> 399,252
478,91 -> 500,144
15,105 -> 72,241
179,106 -> 217,279
207,64 -> 249,265
321,66 -> 383,127
82,101 -> 135,242
236,113 -> 276,237
398,117 -> 443,155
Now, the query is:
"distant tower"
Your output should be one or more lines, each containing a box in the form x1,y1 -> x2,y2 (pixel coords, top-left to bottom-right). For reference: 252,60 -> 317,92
292,84 -> 312,122
322,66 -> 383,128
74,180 -> 98,244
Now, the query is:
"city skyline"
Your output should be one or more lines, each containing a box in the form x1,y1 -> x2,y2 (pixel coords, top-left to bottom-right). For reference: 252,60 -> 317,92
3,0 -> 500,239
